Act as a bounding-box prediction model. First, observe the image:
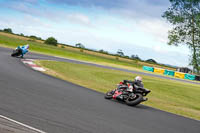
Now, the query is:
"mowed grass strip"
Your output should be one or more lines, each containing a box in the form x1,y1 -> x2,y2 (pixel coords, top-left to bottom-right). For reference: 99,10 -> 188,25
0,32 -> 176,71
0,33 -> 143,69
36,60 -> 200,120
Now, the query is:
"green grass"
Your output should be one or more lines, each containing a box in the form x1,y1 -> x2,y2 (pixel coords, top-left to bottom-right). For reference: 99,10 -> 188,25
1,31 -> 200,120
0,32 -> 178,73
36,60 -> 200,120
0,33 -> 143,69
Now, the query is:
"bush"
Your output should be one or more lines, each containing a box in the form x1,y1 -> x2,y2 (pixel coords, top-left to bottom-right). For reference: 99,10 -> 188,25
20,33 -> 24,36
131,55 -> 141,60
3,28 -> 12,33
117,49 -> 124,57
146,59 -> 157,64
124,56 -> 130,59
75,43 -> 85,49
99,49 -> 108,54
45,37 -> 57,46
29,35 -> 42,40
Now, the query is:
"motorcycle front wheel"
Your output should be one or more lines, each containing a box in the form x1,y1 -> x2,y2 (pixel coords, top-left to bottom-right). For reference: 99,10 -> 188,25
11,50 -> 21,57
104,91 -> 114,99
125,93 -> 143,106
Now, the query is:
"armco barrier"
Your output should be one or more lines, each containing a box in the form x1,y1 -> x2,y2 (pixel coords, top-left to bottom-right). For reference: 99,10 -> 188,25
184,73 -> 196,80
142,66 -> 199,82
174,72 -> 185,79
154,68 -> 165,74
143,66 -> 154,72
164,70 -> 175,76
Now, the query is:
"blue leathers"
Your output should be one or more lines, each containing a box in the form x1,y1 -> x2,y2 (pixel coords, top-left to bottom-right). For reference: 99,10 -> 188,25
16,44 -> 29,58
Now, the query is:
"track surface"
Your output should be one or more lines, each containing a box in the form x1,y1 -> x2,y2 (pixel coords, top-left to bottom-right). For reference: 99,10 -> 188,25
0,47 -> 200,133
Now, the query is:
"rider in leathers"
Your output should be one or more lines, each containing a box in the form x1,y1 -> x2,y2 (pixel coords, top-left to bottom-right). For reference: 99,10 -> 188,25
123,76 -> 144,89
16,44 -> 29,58
116,76 -> 145,100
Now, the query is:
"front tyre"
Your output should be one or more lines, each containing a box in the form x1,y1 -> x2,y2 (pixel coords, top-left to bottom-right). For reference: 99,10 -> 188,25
11,50 -> 21,57
125,93 -> 143,106
104,91 -> 113,99
11,52 -> 19,57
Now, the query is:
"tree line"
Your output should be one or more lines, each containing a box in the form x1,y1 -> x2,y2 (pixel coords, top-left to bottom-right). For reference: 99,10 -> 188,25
0,28 -> 160,65
0,28 -> 58,46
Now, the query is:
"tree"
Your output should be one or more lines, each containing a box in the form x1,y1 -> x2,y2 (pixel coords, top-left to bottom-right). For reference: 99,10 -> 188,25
162,0 -> 200,74
30,35 -> 42,40
117,49 -> 124,57
146,59 -> 157,64
3,28 -> 12,33
131,54 -> 141,60
75,43 -> 85,48
99,49 -> 108,54
44,37 -> 57,46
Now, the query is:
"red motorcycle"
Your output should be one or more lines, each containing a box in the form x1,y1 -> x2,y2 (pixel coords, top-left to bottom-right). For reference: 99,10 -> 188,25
104,82 -> 150,106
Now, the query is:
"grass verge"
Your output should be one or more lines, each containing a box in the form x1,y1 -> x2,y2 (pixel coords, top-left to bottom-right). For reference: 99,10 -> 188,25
0,32 -> 176,72
36,60 -> 200,120
0,33 -> 141,68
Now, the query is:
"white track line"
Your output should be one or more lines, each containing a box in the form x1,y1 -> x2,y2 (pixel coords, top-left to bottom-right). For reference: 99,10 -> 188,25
0,115 -> 46,133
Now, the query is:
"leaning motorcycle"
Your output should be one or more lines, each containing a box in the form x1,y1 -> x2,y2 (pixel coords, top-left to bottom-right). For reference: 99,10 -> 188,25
104,82 -> 151,106
11,48 -> 22,57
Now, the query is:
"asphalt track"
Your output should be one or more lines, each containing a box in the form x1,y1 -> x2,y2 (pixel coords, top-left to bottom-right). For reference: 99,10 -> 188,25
0,47 -> 200,133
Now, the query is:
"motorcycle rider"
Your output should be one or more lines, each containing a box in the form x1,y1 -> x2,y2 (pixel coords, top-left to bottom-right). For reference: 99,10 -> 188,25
123,76 -> 144,89
16,44 -> 29,58
116,76 -> 145,100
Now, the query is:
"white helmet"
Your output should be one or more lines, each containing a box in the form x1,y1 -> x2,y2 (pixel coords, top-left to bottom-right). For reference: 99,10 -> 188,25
135,76 -> 142,82
26,44 -> 29,49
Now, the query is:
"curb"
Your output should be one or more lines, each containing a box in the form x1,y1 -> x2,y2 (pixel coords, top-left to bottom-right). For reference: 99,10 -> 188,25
21,59 -> 46,72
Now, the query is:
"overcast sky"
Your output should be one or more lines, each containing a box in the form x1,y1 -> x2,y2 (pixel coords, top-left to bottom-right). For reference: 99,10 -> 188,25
0,0 -> 190,67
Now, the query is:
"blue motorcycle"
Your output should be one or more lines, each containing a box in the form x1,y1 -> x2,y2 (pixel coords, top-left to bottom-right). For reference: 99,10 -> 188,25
11,45 -> 29,58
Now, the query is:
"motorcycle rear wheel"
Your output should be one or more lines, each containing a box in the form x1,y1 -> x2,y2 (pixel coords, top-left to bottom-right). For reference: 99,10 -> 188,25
125,93 -> 143,106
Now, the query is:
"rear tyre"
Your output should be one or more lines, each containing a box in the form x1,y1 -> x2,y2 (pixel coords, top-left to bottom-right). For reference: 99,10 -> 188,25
125,93 -> 143,106
104,91 -> 113,99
